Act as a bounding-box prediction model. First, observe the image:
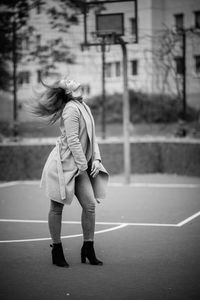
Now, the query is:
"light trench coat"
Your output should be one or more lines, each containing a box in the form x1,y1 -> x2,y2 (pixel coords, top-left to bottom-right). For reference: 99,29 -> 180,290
40,100 -> 109,205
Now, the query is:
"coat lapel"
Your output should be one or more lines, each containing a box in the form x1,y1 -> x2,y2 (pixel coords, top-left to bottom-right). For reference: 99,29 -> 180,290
73,100 -> 93,144
82,102 -> 95,129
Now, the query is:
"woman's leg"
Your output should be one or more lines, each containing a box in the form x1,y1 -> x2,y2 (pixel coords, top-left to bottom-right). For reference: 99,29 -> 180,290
75,171 -> 102,265
48,200 -> 64,244
75,171 -> 96,241
48,200 -> 69,267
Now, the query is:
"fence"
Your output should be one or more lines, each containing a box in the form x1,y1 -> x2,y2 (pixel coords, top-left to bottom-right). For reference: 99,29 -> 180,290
0,137 -> 200,181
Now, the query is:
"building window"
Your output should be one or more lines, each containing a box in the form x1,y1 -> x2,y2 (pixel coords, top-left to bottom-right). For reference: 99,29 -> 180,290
18,71 -> 30,85
36,34 -> 41,48
194,11 -> 200,29
194,55 -> 200,74
131,60 -> 138,76
36,1 -> 41,14
86,85 -> 90,94
130,18 -> 136,36
175,57 -> 184,75
174,13 -> 184,31
81,84 -> 90,95
115,62 -> 120,77
37,70 -> 42,83
105,63 -> 112,78
23,36 -> 29,51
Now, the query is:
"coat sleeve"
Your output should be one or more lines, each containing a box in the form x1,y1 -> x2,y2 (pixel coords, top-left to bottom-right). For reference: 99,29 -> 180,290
93,135 -> 101,162
62,105 -> 88,172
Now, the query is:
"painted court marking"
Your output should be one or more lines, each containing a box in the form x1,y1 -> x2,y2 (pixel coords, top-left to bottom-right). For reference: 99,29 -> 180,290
176,211 -> 200,227
0,181 -> 199,243
0,181 -> 200,189
0,223 -> 127,244
0,211 -> 199,243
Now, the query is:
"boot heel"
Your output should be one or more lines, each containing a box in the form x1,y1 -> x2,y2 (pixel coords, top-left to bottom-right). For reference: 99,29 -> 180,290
51,245 -> 55,264
81,255 -> 86,263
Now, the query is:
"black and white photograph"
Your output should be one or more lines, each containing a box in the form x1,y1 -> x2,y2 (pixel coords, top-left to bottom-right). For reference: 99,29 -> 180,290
0,0 -> 200,299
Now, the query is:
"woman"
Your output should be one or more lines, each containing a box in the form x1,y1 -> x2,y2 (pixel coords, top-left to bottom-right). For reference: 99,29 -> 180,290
32,78 -> 109,267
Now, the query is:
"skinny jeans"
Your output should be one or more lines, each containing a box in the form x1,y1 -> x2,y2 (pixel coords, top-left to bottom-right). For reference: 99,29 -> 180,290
48,170 -> 96,243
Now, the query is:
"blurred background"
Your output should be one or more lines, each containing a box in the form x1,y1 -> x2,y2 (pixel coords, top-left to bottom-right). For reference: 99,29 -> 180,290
0,0 -> 200,140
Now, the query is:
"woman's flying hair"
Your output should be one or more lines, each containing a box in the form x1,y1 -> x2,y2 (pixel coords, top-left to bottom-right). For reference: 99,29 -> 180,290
29,79 -> 72,124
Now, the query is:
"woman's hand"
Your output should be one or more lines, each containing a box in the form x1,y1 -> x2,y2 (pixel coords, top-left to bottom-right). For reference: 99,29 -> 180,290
90,160 -> 101,178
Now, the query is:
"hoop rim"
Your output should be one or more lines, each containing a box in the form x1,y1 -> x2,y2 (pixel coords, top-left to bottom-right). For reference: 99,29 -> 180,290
91,31 -> 120,45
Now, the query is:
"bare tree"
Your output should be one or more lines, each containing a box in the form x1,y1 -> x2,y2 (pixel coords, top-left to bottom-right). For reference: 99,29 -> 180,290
0,0 -> 83,136
28,0 -> 83,75
0,0 -> 32,136
144,27 -> 184,100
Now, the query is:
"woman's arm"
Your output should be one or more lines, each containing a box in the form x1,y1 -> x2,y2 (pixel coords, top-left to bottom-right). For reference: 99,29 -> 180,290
62,105 -> 88,172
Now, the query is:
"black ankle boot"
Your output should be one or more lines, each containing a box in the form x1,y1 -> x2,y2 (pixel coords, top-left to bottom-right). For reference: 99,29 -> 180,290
81,241 -> 103,265
50,243 -> 69,267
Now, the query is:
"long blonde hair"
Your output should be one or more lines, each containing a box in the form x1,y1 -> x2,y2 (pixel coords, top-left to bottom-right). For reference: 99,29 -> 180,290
30,80 -> 73,124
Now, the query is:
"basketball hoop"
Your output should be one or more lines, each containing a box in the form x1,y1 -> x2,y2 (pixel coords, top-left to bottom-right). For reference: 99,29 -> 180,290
91,31 -> 116,52
81,1 -> 138,48
81,0 -> 138,184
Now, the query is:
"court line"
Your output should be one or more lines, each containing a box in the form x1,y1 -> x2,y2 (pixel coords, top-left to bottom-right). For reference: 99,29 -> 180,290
0,182 -> 22,188
1,181 -> 200,188
0,224 -> 127,243
0,181 -> 40,188
176,211 -> 200,227
0,218 -> 178,236
1,211 -> 200,243
109,182 -> 200,188
0,218 -> 177,227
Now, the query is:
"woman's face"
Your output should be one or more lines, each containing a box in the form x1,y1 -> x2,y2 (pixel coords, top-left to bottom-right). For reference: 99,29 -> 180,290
67,79 -> 81,92
59,79 -> 81,93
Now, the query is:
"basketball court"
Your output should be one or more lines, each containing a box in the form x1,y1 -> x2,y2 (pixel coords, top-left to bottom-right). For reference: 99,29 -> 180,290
0,174 -> 200,300
0,1 -> 199,299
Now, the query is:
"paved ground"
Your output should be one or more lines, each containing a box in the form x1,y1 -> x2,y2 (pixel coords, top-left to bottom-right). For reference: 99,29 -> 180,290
0,174 -> 200,300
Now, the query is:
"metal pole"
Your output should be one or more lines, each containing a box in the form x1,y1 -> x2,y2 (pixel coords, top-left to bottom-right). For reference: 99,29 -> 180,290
182,29 -> 186,120
83,3 -> 88,46
101,39 -> 106,139
135,0 -> 138,43
120,40 -> 131,184
12,9 -> 18,137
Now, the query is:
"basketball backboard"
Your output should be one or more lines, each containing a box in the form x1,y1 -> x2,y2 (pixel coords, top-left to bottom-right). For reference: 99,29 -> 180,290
82,0 -> 138,47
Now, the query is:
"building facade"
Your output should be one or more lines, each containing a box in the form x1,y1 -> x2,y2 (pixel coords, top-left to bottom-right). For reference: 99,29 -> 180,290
4,0 -> 200,122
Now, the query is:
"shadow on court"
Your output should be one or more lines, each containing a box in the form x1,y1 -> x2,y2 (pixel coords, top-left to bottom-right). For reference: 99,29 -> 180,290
0,174 -> 200,300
